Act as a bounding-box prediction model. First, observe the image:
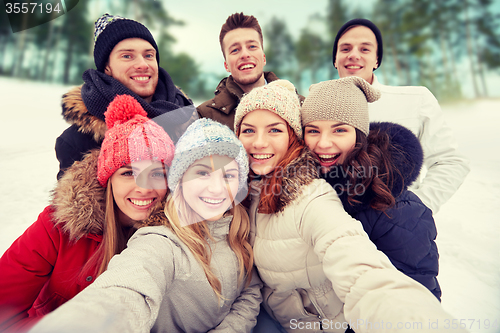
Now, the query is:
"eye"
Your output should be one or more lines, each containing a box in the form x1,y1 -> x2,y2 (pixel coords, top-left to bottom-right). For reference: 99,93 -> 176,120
197,170 -> 210,177
241,128 -> 254,134
230,48 -> 239,54
306,129 -> 319,134
121,170 -> 135,177
151,171 -> 166,179
270,128 -> 283,133
122,54 -> 131,59
145,53 -> 155,58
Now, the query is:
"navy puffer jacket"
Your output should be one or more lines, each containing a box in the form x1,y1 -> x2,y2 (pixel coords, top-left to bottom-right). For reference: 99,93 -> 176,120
322,122 -> 441,300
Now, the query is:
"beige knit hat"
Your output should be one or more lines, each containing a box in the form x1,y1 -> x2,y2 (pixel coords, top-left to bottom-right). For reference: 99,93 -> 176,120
234,80 -> 302,138
301,76 -> 381,135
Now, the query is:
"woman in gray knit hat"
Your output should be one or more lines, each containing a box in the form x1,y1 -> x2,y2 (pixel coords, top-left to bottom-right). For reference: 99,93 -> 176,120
29,118 -> 262,333
301,76 -> 441,301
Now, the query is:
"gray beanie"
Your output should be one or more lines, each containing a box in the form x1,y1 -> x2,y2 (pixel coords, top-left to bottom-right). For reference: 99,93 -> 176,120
300,76 -> 381,135
168,118 -> 249,194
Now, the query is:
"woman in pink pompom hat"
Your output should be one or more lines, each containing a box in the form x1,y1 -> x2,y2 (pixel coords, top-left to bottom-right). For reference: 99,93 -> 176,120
0,94 -> 174,332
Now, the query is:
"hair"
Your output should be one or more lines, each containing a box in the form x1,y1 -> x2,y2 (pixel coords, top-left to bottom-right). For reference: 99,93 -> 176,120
339,128 -> 403,212
219,12 -> 263,58
79,180 -> 138,280
163,172 -> 253,300
251,123 -> 305,214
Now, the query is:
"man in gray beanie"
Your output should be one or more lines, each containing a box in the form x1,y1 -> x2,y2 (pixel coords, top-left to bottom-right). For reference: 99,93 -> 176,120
332,18 -> 469,215
55,13 -> 196,180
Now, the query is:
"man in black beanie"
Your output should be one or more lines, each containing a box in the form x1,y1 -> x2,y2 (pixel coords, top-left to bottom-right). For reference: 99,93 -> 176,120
55,14 -> 196,179
332,18 -> 469,215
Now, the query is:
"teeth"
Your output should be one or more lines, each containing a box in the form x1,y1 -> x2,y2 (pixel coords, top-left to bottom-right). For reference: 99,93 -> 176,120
133,76 -> 149,81
347,66 -> 361,69
253,154 -> 273,160
319,154 -> 337,159
201,197 -> 224,204
239,64 -> 255,70
130,198 -> 154,206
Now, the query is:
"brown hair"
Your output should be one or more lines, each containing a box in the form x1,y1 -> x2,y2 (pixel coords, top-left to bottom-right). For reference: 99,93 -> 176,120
341,129 -> 399,212
219,12 -> 263,58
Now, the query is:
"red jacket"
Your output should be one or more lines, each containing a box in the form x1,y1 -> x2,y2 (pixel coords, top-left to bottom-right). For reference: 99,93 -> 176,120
0,150 -> 106,332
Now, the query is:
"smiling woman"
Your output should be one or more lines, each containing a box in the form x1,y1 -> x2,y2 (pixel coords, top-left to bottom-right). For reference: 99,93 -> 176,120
0,94 -> 175,332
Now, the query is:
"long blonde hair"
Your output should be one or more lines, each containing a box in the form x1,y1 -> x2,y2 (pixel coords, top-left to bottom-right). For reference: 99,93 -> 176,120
164,184 -> 253,300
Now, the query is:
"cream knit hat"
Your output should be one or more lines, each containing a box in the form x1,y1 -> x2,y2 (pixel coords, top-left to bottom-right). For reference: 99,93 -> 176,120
301,76 -> 381,135
234,80 -> 302,138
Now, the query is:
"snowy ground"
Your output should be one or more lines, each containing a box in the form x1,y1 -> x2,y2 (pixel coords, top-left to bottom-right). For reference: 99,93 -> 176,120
0,77 -> 499,332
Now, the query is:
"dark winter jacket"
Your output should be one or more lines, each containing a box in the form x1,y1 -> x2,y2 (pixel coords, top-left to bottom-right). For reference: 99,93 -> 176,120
197,72 -> 304,130
322,122 -> 441,300
0,150 -> 106,332
55,68 -> 195,179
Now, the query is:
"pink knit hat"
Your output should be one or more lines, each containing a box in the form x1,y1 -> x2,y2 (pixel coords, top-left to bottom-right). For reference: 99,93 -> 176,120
97,95 -> 175,186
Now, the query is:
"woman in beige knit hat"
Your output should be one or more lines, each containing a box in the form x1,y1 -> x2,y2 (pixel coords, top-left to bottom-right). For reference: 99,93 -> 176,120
301,76 -> 441,301
235,79 -> 462,333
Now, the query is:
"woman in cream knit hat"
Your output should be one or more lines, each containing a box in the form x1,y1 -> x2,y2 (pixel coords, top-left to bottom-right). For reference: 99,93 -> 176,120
235,79 -> 463,333
301,76 -> 441,300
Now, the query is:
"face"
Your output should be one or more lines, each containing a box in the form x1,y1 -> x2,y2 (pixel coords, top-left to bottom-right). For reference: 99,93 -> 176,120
304,120 -> 357,173
238,110 -> 289,176
222,28 -> 266,93
181,155 -> 239,223
110,160 -> 167,227
105,38 -> 158,103
334,26 -> 378,84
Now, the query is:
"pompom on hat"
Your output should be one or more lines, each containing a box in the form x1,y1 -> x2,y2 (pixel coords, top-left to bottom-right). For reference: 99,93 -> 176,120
97,95 -> 175,186
301,76 -> 381,136
93,13 -> 159,73
168,118 -> 249,194
234,80 -> 302,138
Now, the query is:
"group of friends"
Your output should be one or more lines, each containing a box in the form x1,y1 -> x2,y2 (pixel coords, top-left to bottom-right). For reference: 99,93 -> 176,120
0,11 -> 470,333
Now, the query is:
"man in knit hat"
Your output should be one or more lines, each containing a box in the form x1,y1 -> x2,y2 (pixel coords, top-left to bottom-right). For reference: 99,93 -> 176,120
332,18 -> 469,215
197,12 -> 303,130
55,13 -> 196,180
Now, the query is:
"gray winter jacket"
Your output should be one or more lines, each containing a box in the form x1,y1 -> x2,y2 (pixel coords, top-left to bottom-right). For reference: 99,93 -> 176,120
29,214 -> 262,333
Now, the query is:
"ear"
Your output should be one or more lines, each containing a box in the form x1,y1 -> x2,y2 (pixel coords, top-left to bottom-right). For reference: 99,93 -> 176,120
374,60 -> 378,70
104,63 -> 112,76
263,53 -> 266,66
224,61 -> 230,73
333,60 -> 337,69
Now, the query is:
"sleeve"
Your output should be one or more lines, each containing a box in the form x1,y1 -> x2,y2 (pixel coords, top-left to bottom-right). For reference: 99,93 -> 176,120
0,207 -> 60,332
299,187 -> 466,332
28,230 -> 176,333
55,129 -> 82,180
361,195 -> 441,300
410,88 -> 470,214
209,268 -> 263,332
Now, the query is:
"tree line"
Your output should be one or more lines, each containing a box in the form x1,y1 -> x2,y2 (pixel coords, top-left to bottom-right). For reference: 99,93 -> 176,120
1,0 -> 498,101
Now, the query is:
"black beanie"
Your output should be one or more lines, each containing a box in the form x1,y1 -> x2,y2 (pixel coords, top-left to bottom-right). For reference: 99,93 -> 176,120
93,14 -> 160,73
332,18 -> 383,71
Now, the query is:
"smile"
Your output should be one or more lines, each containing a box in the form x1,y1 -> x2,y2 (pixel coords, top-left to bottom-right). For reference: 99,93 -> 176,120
132,76 -> 150,81
200,197 -> 225,205
129,198 -> 154,206
239,63 -> 255,70
346,65 -> 362,69
317,153 -> 340,163
252,154 -> 273,160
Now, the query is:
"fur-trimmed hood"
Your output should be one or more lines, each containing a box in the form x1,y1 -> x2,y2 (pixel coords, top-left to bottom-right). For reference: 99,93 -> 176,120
61,86 -> 108,143
252,147 -> 319,213
51,149 -> 105,240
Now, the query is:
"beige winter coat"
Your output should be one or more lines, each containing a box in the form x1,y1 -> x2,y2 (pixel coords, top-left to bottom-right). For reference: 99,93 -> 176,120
249,148 -> 466,333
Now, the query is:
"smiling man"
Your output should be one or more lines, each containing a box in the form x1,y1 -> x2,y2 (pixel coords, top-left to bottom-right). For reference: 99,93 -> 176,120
197,12 -> 302,130
332,18 -> 470,214
55,14 -> 195,179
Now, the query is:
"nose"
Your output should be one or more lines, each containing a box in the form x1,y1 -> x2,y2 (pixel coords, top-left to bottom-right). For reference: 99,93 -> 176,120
207,172 -> 225,194
240,47 -> 250,59
134,56 -> 149,70
252,132 -> 269,149
317,133 -> 333,149
348,47 -> 360,60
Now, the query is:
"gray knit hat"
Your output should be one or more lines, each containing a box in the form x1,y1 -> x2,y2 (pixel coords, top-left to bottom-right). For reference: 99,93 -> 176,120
301,77 -> 381,135
168,118 -> 249,194
234,80 -> 302,138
